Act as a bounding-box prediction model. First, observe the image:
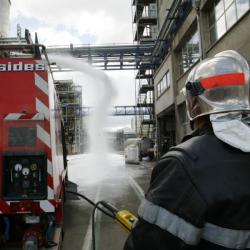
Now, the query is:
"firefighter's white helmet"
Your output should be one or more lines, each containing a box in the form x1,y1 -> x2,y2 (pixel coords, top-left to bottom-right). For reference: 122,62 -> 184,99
185,50 -> 250,120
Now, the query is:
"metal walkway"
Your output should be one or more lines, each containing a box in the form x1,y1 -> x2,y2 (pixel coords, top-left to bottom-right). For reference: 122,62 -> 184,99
82,106 -> 150,116
46,43 -> 154,70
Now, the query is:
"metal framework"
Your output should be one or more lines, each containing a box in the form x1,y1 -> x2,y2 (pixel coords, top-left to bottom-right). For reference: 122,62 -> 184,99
55,80 -> 83,154
46,43 -> 154,70
82,106 -> 151,116
152,0 -> 192,67
46,41 -> 156,139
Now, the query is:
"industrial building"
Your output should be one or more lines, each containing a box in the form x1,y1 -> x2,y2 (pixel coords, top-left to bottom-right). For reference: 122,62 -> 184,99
133,0 -> 250,157
55,80 -> 83,154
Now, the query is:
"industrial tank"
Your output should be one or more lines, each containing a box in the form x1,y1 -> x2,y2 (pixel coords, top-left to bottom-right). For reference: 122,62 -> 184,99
0,0 -> 11,37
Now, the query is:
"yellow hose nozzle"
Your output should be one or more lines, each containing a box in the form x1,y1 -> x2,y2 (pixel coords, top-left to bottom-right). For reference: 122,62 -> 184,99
100,201 -> 138,232
116,210 -> 138,232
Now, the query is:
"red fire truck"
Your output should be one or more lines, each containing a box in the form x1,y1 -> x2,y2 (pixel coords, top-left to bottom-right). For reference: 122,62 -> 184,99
0,32 -> 67,249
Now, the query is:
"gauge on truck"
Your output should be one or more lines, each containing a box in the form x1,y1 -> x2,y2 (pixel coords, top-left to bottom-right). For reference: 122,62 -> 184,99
14,163 -> 22,172
3,153 -> 47,200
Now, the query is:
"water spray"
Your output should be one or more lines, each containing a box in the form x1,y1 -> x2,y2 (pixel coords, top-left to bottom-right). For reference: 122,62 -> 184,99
49,54 -> 119,184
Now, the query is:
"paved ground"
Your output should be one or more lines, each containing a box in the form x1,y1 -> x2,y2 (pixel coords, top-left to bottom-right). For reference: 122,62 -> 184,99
63,153 -> 155,250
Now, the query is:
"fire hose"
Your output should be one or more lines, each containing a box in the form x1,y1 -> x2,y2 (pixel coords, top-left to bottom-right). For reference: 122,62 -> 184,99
66,191 -> 138,250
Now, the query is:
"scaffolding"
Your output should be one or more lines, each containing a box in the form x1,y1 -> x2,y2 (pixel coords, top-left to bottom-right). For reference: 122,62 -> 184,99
55,80 -> 83,154
132,0 -> 157,140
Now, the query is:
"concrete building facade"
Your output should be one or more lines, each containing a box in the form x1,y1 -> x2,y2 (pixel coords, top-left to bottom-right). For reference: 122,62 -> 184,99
151,0 -> 250,156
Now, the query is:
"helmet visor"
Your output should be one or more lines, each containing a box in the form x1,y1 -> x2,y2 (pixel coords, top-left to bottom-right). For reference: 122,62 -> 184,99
186,53 -> 250,120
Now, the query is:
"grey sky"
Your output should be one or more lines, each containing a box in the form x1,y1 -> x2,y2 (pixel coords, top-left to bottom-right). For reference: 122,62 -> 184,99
10,0 -> 133,45
9,0 -> 136,129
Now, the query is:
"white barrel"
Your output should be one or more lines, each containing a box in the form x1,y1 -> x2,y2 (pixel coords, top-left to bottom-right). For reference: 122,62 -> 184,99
0,0 -> 11,37
125,144 -> 139,164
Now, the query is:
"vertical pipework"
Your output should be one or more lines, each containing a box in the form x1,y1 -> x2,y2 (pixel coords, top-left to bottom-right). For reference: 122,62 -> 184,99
3,217 -> 10,241
0,0 -> 11,38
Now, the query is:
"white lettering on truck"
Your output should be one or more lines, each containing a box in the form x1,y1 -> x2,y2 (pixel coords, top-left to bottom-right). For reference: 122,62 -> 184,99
0,62 -> 45,72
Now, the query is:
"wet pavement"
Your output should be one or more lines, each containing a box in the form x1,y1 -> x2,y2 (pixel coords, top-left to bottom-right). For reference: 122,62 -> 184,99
63,153 -> 155,250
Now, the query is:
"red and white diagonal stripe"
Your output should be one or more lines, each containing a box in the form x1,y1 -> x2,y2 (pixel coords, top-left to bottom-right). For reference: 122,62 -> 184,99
0,66 -> 55,213
35,67 -> 54,202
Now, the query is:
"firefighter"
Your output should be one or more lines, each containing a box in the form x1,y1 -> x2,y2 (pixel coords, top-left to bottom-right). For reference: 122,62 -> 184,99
124,50 -> 250,250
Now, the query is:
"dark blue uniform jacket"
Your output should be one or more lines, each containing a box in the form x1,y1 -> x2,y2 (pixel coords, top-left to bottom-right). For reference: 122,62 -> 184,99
124,124 -> 250,250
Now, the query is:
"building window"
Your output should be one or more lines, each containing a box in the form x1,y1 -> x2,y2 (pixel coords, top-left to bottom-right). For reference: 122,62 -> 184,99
166,71 -> 171,89
209,0 -> 250,44
156,71 -> 171,98
157,82 -> 161,98
162,74 -> 167,91
181,30 -> 200,74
